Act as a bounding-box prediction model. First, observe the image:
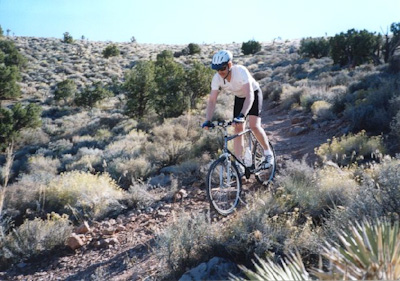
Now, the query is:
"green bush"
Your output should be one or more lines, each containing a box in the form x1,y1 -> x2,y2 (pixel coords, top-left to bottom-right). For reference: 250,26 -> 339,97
153,55 -> 186,119
102,44 -> 120,58
62,32 -> 73,44
0,39 -> 27,70
185,62 -> 213,108
188,43 -> 201,55
383,22 -> 400,63
329,29 -> 381,67
74,82 -> 113,108
124,60 -> 156,118
241,40 -> 262,55
299,37 -> 330,58
54,79 -> 77,104
0,103 -> 42,151
0,65 -> 21,101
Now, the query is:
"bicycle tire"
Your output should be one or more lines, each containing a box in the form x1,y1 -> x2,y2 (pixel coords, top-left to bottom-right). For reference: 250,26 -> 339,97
206,156 -> 242,215
253,139 -> 276,186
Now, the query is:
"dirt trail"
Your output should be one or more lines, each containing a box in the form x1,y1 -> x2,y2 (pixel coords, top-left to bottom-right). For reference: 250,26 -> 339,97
260,104 -> 345,166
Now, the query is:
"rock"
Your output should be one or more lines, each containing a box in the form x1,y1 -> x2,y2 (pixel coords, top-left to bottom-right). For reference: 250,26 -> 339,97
75,221 -> 90,234
66,233 -> 85,250
289,126 -> 309,136
179,257 -> 242,281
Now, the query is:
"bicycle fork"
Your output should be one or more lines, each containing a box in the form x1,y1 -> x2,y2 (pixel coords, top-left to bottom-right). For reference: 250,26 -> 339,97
219,153 -> 232,187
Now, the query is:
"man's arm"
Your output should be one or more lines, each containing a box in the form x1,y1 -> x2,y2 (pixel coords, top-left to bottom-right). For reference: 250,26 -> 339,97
205,89 -> 219,121
240,83 -> 254,116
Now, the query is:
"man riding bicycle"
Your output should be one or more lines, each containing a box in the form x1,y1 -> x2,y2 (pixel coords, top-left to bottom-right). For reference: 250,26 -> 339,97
202,49 -> 274,169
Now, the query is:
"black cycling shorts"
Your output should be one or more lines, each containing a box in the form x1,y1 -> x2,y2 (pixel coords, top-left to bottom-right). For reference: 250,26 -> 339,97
233,90 -> 263,118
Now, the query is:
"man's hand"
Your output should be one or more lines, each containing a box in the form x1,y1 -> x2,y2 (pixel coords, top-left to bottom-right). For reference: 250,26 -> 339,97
202,120 -> 214,129
233,113 -> 245,123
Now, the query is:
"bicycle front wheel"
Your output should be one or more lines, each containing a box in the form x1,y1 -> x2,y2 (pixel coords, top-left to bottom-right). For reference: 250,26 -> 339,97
254,140 -> 276,186
206,156 -> 242,216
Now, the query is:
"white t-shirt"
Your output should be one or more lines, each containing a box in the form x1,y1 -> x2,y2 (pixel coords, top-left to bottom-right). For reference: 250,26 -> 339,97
211,65 -> 260,98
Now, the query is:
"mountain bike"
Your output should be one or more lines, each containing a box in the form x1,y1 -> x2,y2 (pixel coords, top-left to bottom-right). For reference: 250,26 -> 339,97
205,120 -> 276,216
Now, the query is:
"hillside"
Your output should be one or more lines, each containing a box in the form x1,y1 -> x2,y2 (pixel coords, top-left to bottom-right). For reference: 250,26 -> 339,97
1,36 -> 399,280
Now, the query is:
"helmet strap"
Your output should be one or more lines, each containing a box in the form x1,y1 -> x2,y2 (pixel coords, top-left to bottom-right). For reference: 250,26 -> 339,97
223,68 -> 231,84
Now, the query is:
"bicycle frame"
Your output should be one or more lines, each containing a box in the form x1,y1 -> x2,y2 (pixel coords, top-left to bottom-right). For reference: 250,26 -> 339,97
216,121 -> 255,174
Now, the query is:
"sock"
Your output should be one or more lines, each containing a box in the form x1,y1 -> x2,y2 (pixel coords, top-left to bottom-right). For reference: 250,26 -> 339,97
264,149 -> 273,156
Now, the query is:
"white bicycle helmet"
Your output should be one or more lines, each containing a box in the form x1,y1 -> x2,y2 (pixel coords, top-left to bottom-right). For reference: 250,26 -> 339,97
211,50 -> 233,70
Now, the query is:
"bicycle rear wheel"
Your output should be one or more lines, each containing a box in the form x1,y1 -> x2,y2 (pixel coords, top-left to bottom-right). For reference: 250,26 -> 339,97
206,156 -> 242,215
253,139 -> 276,186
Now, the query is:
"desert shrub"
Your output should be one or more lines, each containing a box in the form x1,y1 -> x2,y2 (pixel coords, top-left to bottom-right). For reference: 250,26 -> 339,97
26,155 -> 60,176
65,147 -> 103,173
310,100 -> 335,121
74,82 -> 113,108
329,29 -> 381,67
102,44 -> 120,58
263,81 -> 283,102
155,211 -> 215,277
277,159 -> 358,219
0,103 -> 42,151
365,157 -> 400,214
107,156 -> 152,188
62,32 -> 73,43
299,37 -> 330,59
279,84 -> 303,110
123,180 -> 157,209
242,40 -> 262,55
315,130 -> 385,166
42,171 -> 124,221
54,79 -> 76,104
1,213 -> 72,267
391,111 -> 400,139
144,121 -> 193,168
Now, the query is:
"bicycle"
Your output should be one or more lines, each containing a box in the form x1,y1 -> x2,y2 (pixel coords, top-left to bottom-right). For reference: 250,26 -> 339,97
205,120 -> 276,216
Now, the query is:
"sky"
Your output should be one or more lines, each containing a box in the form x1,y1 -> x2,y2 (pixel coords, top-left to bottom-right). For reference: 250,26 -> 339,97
0,0 -> 399,45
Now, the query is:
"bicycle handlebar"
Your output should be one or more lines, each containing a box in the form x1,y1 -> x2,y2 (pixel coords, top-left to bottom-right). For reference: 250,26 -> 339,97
211,120 -> 233,127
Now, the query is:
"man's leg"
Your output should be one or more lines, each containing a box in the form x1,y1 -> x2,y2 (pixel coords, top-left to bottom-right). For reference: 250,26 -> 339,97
233,122 -> 245,159
248,115 -> 270,151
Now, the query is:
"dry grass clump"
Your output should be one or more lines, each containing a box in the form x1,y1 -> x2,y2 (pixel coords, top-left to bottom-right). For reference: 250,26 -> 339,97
155,211 -> 217,279
315,130 -> 385,166
1,213 -> 72,267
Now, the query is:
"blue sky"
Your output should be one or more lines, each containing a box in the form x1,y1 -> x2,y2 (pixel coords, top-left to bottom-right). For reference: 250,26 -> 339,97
1,0 -> 399,44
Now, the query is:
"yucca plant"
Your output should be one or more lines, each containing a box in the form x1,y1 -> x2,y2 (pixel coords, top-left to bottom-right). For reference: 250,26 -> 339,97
230,252 -> 309,281
312,218 -> 400,280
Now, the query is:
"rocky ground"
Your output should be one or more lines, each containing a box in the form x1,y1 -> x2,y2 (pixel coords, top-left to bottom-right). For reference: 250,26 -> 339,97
0,101 -> 345,281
